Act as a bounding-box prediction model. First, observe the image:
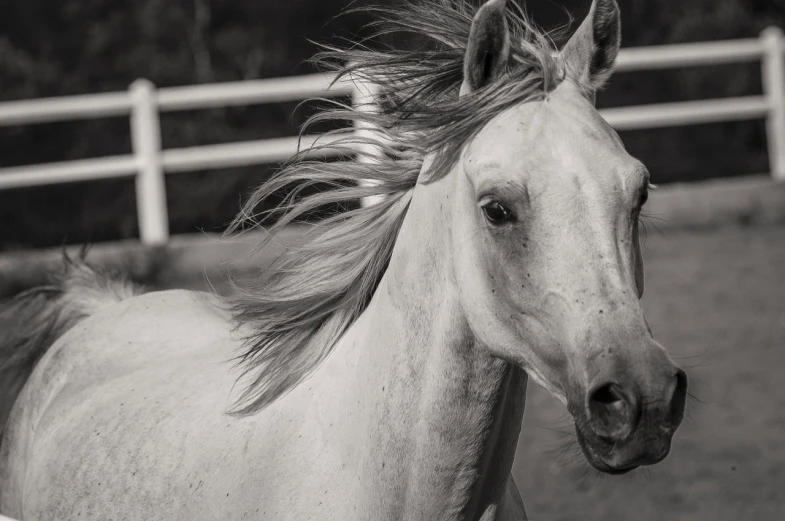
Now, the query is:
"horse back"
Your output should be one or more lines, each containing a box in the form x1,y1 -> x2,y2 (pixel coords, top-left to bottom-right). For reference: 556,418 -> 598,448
0,289 -> 238,519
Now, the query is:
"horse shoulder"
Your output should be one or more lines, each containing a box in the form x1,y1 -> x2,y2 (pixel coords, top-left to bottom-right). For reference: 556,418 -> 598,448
0,290 -> 268,517
0,289 -> 242,517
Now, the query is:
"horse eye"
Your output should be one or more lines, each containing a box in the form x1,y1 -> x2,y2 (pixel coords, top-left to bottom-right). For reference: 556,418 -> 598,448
481,201 -> 512,224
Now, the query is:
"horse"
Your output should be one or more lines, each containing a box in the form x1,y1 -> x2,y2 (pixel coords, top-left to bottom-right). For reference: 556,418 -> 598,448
0,0 -> 688,519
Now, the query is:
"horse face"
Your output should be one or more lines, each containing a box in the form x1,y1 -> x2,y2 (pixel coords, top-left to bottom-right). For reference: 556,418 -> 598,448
452,0 -> 687,474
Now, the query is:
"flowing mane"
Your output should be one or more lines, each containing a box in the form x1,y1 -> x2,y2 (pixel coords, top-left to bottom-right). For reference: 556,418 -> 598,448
225,0 -> 564,414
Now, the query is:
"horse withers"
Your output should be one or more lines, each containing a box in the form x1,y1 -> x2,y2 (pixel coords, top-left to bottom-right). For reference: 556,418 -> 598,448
0,1 -> 686,519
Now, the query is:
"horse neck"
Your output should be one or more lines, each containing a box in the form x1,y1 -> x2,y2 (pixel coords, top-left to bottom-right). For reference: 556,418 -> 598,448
335,165 -> 528,519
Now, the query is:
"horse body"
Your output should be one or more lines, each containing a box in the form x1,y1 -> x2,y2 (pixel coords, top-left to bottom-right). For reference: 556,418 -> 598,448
1,1 -> 688,519
1,152 -> 532,518
1,210 -> 527,520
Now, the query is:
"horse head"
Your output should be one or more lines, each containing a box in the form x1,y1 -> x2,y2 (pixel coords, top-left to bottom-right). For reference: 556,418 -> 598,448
448,0 -> 687,474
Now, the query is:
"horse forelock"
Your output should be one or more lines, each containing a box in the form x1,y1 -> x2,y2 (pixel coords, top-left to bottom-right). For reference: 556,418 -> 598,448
224,0 -> 565,415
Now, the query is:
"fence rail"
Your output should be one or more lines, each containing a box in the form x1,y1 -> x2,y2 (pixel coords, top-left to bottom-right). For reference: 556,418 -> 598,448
1,29 -> 784,244
614,38 -> 766,71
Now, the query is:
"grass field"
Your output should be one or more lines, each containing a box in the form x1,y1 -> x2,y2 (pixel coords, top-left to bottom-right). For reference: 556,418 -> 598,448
513,225 -> 785,520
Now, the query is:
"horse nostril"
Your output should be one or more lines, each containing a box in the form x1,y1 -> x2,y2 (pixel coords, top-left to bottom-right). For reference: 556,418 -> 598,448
591,383 -> 622,405
669,369 -> 688,428
587,382 -> 638,441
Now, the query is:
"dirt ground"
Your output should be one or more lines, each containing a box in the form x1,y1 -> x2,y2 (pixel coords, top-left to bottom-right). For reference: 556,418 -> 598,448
513,225 -> 785,520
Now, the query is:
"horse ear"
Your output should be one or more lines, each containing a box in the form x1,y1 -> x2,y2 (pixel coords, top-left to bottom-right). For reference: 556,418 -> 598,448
561,0 -> 621,101
460,0 -> 510,96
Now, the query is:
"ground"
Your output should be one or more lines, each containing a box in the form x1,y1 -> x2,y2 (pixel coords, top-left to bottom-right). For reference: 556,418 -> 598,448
513,225 -> 785,520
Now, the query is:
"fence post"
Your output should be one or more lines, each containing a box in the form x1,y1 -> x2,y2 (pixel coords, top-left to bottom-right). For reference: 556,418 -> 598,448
762,27 -> 785,182
352,78 -> 384,207
130,79 -> 169,245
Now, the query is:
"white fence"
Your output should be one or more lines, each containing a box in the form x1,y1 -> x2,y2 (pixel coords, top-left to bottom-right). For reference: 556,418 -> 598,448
1,28 -> 784,245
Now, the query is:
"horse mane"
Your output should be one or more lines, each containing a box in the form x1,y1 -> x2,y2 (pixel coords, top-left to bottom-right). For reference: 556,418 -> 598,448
225,0 -> 564,415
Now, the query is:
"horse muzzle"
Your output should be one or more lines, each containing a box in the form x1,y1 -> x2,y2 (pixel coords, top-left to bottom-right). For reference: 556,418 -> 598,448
570,366 -> 688,474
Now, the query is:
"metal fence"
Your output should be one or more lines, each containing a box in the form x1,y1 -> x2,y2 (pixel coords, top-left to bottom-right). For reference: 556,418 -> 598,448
1,28 -> 784,245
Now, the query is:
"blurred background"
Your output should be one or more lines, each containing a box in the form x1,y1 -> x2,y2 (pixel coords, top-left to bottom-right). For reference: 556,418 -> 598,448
1,1 -> 784,520
1,0 -> 783,249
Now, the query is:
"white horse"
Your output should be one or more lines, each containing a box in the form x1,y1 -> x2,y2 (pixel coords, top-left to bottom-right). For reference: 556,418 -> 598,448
0,0 -> 687,519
